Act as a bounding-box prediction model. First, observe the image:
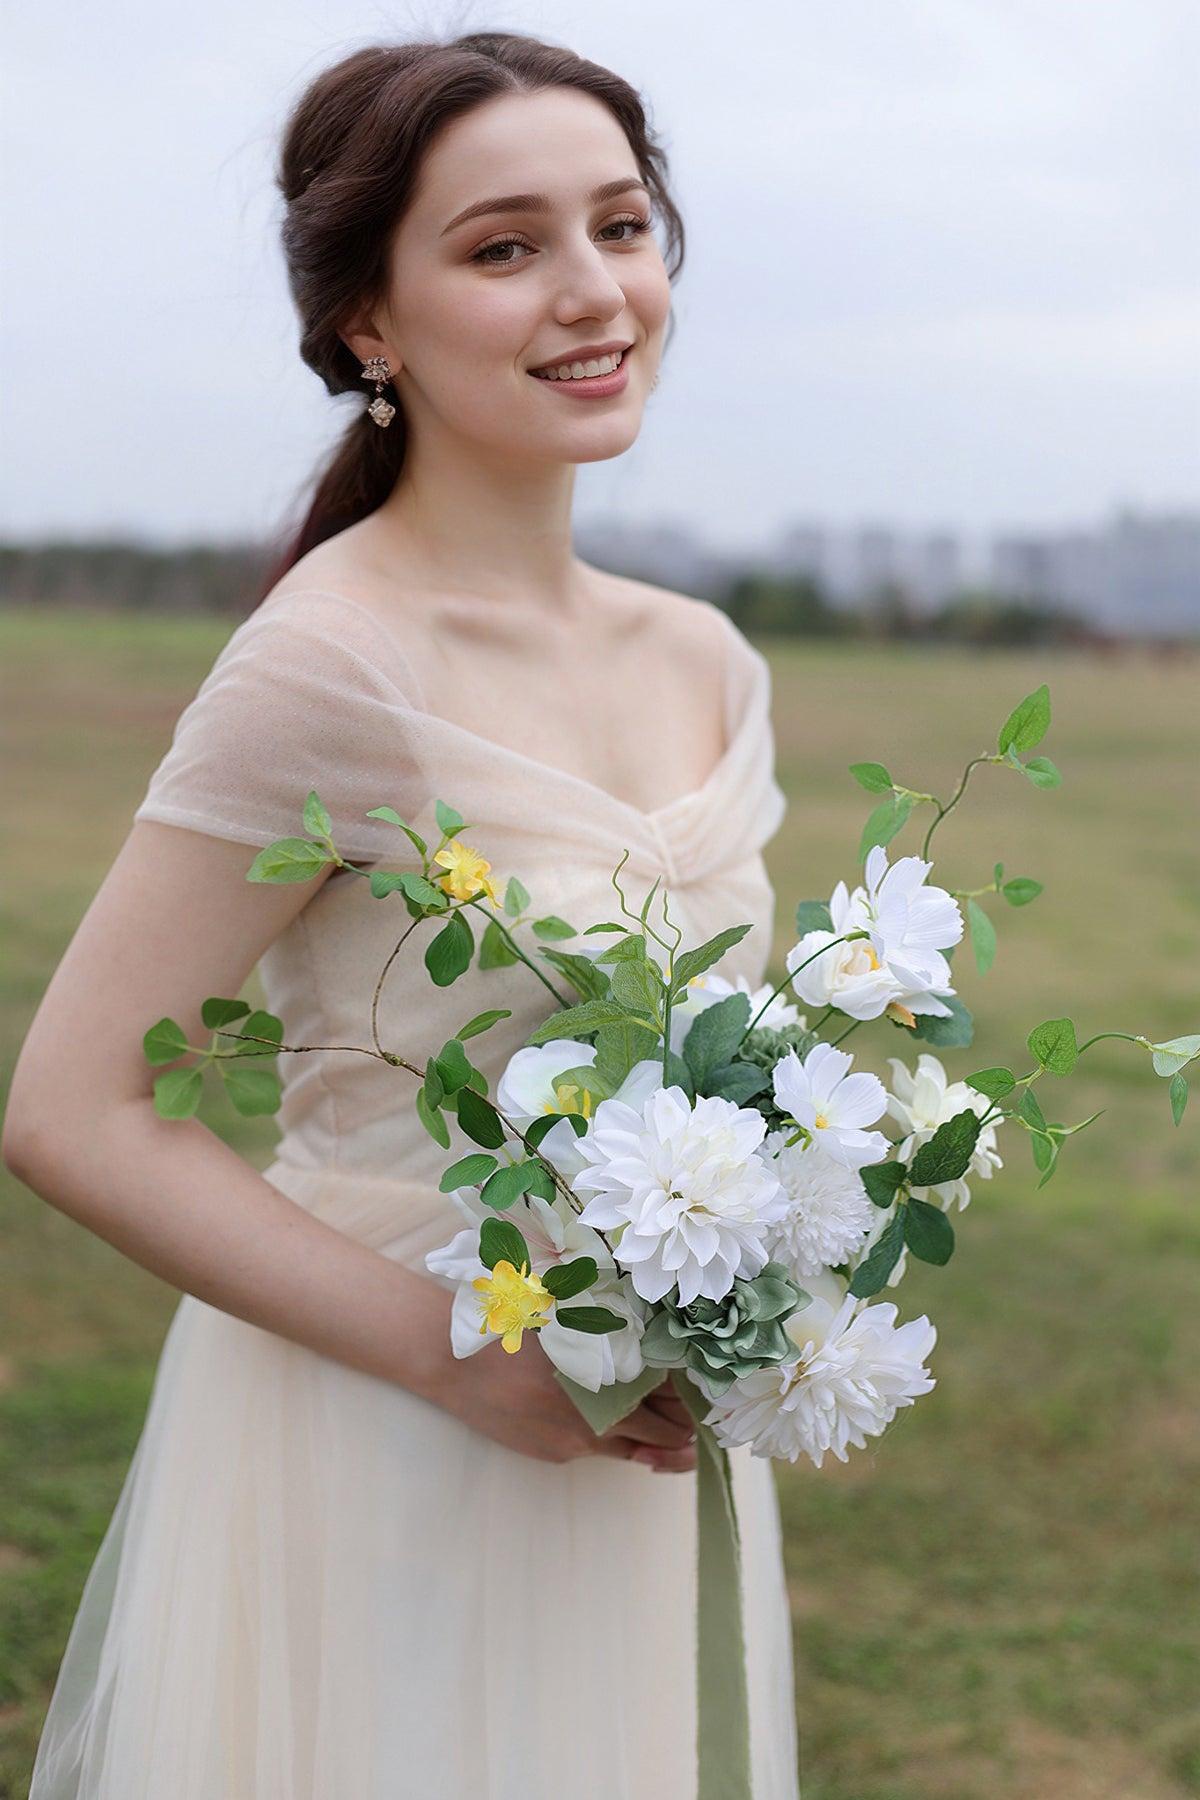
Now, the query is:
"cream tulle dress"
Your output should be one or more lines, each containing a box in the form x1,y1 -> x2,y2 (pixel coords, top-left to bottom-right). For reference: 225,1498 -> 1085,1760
29,584 -> 801,1799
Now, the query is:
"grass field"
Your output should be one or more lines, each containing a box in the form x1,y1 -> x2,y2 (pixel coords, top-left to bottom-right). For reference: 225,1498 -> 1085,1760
1,603 -> 1197,1798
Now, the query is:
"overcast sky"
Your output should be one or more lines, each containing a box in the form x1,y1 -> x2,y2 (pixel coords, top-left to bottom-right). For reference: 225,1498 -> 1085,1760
3,0 -> 1197,553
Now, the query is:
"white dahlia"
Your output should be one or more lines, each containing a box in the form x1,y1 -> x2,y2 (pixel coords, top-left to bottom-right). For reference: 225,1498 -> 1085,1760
697,1268 -> 937,1467
761,1127 -> 878,1278
496,1040 -> 663,1180
771,1040 -> 891,1171
572,1086 -> 791,1306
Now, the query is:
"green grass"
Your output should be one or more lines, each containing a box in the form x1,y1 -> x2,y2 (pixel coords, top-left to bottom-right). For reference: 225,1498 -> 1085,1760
1,605 -> 1198,1798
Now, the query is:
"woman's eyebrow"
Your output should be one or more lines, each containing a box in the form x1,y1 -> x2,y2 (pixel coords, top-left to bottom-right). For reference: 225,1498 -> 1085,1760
440,176 -> 650,236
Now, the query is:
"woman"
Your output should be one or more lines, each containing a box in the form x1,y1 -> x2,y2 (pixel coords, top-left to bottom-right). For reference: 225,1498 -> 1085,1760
9,31 -> 799,1798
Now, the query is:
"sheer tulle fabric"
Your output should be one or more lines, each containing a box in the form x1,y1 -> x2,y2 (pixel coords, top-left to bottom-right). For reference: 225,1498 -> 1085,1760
30,587 -> 800,1799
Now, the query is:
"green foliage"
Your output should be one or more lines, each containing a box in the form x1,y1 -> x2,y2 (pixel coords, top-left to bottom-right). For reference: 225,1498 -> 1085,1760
860,1159 -> 909,1207
858,793 -> 913,861
967,1066 -> 1016,1100
1028,1017 -> 1079,1075
909,1109 -> 981,1187
455,1086 -> 506,1151
848,1207 -> 906,1297
681,992 -> 751,1085
904,1197 -> 956,1265
531,914 -> 576,940
541,1256 -> 600,1300
434,799 -> 464,837
152,1066 -> 203,1119
998,683 -> 1051,755
478,1215 -> 530,1272
439,1152 -> 499,1191
425,911 -> 473,986
795,898 -> 834,935
454,1008 -> 511,1042
364,804 -> 428,857
910,995 -> 975,1048
553,1305 -> 626,1335
142,1016 -> 188,1065
966,897 -> 997,973
849,760 -> 894,794
668,924 -> 753,997
536,947 -> 609,1002
479,918 -> 520,969
245,837 -> 332,883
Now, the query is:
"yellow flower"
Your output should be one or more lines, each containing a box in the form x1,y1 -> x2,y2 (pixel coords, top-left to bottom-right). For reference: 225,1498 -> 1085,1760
433,839 -> 500,906
472,1259 -> 555,1354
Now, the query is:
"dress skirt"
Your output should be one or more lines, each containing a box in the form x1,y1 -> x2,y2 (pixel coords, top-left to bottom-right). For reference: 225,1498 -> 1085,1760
29,1158 -> 802,1799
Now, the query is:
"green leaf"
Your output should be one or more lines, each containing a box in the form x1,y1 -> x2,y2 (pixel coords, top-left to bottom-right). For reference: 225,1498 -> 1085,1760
848,1208 -> 906,1297
503,875 -> 531,918
479,918 -> 520,970
232,1010 -> 284,1056
966,1066 -> 1016,1100
1150,1035 -> 1200,1078
246,838 -> 332,883
966,898 -> 997,975
531,915 -> 577,940
416,1086 -> 451,1149
849,760 -> 894,794
702,1061 -> 768,1105
998,684 -> 1050,755
1027,1017 -> 1078,1075
435,799 -> 465,837
143,1016 -> 189,1066
200,997 -> 251,1031
455,1009 -> 512,1042
904,1197 -> 955,1265
610,957 -> 667,1019
860,1160 -> 909,1207
433,1038 -> 474,1094
541,1256 -> 599,1300
681,992 -> 752,1083
554,1305 -> 626,1335
457,1086 -> 507,1150
1002,877 -> 1043,907
479,1216 -> 531,1272
439,1152 -> 499,1191
423,1055 -> 445,1110
591,932 -> 650,965
910,996 -> 975,1048
1018,1087 -> 1049,1132
583,921 -> 633,935
1024,756 -> 1061,790
526,1000 -> 647,1046
993,862 -> 1005,884
220,1061 -> 282,1117
425,912 -> 474,987
669,925 -> 753,997
480,1160 -> 541,1211
1169,1073 -> 1188,1126
302,790 -> 333,840
153,1066 -> 203,1119
364,805 -> 428,857
909,1109 -> 981,1186
795,899 -> 834,936
858,794 -> 912,862
537,948 -> 610,1003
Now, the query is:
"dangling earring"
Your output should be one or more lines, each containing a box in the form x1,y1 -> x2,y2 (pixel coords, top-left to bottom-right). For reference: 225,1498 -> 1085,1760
361,355 -> 395,428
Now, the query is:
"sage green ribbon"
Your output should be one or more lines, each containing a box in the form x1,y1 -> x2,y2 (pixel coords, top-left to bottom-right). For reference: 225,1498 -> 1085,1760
556,1366 -> 752,1799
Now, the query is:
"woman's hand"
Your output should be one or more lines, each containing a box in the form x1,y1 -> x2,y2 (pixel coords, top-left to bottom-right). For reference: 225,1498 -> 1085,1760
427,1335 -> 698,1472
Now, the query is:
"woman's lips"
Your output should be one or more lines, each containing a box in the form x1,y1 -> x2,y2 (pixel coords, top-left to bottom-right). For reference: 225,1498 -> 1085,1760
528,347 -> 631,398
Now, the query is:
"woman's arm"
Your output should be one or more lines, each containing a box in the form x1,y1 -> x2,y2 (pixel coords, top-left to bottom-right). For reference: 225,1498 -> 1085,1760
2,819 -> 452,1402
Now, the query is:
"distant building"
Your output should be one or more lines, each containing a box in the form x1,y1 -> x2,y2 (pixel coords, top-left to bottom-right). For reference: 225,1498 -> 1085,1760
990,509 -> 1200,635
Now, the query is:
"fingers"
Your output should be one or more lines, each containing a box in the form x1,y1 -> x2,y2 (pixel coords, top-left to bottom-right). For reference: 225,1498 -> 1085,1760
594,1433 -> 698,1472
615,1400 -> 696,1451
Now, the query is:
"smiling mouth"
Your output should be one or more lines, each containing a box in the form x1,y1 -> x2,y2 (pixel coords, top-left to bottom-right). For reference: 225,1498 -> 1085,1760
529,348 -> 629,381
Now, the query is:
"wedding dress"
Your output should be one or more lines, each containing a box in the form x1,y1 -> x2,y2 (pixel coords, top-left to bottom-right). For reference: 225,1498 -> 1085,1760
28,584 -> 801,1799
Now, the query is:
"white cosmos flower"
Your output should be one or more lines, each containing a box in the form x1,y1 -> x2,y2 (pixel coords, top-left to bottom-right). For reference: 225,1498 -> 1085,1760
668,970 -> 806,1054
572,1086 -> 791,1306
496,1040 -> 662,1180
424,1185 -> 650,1391
771,1041 -> 891,1171
696,1267 -> 937,1467
760,1127 -> 878,1278
786,844 -> 963,1022
884,1051 -> 1004,1211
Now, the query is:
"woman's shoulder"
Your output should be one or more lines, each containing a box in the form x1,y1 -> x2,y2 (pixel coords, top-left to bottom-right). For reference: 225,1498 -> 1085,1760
587,565 -> 757,677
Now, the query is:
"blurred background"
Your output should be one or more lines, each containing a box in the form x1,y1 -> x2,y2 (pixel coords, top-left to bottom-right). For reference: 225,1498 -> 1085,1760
2,3 -> 1198,1796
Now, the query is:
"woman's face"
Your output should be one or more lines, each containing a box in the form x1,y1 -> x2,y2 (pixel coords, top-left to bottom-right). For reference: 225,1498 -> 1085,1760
347,86 -> 672,466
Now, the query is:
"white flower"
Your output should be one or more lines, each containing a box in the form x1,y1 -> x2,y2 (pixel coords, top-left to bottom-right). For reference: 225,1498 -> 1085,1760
571,1086 -> 791,1306
697,1269 -> 937,1468
771,1041 -> 891,1171
885,1052 -> 1004,1211
424,1186 -> 651,1391
496,1040 -> 662,1180
668,969 -> 806,1054
786,844 -> 963,1022
760,1127 -> 878,1278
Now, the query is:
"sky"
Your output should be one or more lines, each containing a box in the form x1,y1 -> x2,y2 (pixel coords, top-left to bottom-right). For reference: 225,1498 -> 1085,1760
3,0 -> 1198,554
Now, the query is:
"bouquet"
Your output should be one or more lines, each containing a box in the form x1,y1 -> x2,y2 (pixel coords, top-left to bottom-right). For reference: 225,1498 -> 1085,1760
144,680 -> 1192,1799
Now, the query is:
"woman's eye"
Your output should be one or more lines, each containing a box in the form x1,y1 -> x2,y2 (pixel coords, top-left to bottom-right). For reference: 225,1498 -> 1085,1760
470,213 -> 653,267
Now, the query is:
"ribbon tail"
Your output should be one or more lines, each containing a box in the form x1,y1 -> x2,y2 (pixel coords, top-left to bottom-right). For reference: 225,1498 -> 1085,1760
672,1369 -> 753,1800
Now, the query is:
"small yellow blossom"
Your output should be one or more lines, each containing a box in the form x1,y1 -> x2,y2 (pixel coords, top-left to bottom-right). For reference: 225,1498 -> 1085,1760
433,839 -> 500,906
472,1259 -> 555,1354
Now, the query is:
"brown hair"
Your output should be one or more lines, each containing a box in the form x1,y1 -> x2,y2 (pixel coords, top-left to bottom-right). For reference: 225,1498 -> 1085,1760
254,29 -> 686,602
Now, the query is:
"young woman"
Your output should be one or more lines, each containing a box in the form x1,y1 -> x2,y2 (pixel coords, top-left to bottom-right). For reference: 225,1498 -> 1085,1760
9,31 -> 799,1797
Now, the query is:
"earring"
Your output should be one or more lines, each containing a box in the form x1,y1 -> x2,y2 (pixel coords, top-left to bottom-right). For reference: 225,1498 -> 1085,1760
361,355 -> 395,428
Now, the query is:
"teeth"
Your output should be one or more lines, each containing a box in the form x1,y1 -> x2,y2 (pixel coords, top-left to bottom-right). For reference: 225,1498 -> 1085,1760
532,349 -> 625,380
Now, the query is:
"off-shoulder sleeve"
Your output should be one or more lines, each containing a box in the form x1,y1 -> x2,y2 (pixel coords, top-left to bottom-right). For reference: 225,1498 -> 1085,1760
131,589 -> 421,864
